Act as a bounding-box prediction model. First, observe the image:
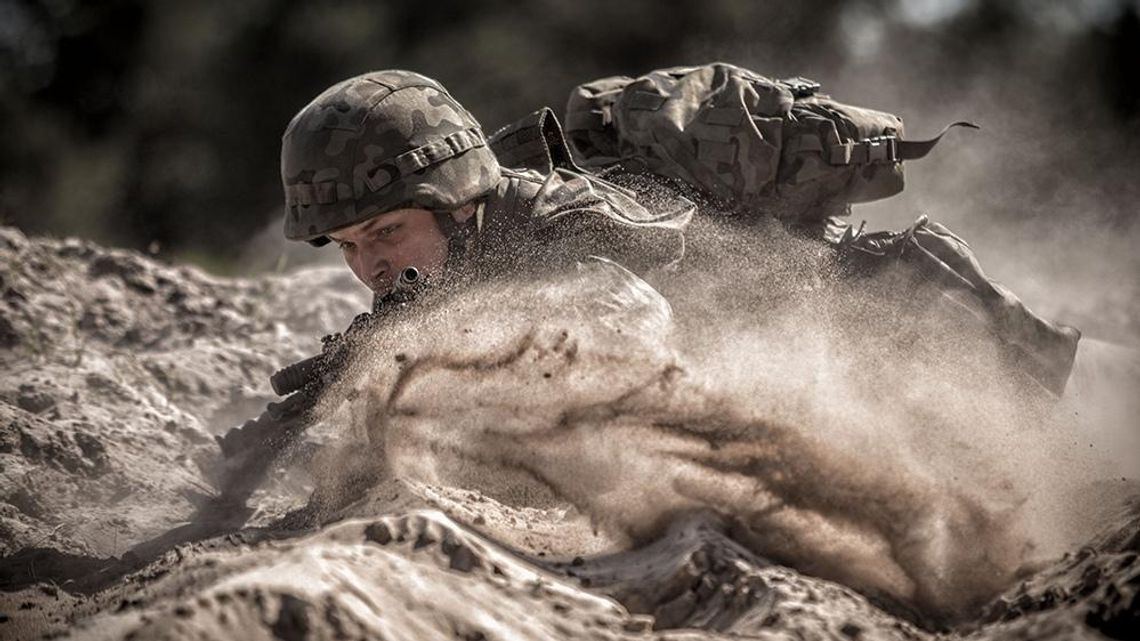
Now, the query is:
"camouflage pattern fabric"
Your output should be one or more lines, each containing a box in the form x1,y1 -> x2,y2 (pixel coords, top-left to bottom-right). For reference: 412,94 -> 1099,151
279,68 -> 1077,392
564,62 -> 973,223
281,70 -> 693,275
564,62 -> 1076,392
839,216 -> 1080,395
472,166 -> 693,277
487,107 -> 581,175
280,70 -> 500,245
483,106 -> 697,274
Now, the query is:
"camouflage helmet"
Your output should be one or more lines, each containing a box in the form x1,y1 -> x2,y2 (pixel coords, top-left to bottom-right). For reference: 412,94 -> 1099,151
281,70 -> 500,245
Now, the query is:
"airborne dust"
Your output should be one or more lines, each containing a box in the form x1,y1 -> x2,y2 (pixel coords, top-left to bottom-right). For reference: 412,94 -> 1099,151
214,20 -> 1140,623
297,213 -> 1139,625
1,3 -> 1137,638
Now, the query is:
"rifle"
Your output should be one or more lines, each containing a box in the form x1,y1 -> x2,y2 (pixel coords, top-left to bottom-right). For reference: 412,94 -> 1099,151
212,266 -> 426,505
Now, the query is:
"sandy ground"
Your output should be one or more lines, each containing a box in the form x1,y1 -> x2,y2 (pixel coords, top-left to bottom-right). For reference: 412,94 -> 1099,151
0,226 -> 1136,640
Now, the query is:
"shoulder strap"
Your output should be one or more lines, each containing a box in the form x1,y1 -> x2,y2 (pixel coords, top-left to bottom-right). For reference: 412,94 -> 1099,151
488,108 -> 582,173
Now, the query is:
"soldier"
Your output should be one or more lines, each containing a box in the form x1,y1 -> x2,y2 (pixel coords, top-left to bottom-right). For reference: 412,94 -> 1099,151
281,66 -> 1078,396
213,73 -> 692,504
279,70 -> 692,298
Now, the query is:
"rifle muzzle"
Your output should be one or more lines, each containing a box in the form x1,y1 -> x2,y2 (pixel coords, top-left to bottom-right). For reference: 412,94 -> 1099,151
396,266 -> 421,290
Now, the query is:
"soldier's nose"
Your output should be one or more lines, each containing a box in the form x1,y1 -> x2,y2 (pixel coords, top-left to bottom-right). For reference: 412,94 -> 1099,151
363,253 -> 389,278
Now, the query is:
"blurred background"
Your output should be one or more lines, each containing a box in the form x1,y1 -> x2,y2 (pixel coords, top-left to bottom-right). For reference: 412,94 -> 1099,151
1,0 -> 1138,340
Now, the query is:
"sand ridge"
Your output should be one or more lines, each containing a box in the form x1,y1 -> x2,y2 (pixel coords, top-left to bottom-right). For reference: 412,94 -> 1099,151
0,226 -> 1135,640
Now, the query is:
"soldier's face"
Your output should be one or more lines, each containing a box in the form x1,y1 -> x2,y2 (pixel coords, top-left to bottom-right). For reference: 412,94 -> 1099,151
327,208 -> 449,293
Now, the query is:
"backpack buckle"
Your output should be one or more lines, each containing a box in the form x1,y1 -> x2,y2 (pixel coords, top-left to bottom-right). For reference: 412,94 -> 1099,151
600,103 -> 613,127
828,135 -> 899,165
864,136 -> 898,163
780,76 -> 821,98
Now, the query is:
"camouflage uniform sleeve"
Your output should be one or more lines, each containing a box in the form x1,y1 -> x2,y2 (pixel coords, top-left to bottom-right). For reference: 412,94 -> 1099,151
526,168 -> 693,274
840,216 -> 1081,395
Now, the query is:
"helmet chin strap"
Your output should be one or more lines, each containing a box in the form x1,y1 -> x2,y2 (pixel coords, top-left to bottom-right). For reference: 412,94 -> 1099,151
433,201 -> 483,275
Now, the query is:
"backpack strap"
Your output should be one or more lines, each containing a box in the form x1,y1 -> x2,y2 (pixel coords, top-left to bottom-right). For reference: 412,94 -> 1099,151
894,121 -> 980,160
825,121 -> 979,165
489,107 -> 582,173
564,109 -> 607,132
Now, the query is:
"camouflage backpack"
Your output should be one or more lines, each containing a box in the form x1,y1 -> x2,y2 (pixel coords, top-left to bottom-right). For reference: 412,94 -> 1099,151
562,62 -> 975,222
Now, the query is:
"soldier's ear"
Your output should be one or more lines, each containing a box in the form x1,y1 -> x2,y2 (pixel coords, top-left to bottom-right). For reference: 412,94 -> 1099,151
449,202 -> 478,223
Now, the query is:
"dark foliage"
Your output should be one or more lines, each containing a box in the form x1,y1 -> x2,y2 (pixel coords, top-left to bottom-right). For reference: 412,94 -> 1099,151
1,0 -> 1137,265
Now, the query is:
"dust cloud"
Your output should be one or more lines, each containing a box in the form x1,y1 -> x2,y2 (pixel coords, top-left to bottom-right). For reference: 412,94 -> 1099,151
298,218 -> 1137,625
820,4 -> 1140,347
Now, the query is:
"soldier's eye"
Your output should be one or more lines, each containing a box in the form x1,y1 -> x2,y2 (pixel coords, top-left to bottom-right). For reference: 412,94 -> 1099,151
376,224 -> 401,237
337,240 -> 355,251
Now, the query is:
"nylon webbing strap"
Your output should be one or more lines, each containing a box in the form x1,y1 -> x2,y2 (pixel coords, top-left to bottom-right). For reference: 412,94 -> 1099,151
565,109 -> 607,132
703,106 -> 745,126
829,136 -> 900,164
785,134 -> 824,155
501,137 -> 550,170
627,91 -> 667,111
287,127 -> 488,203
392,127 -> 487,177
827,121 -> 978,166
284,180 -> 341,207
896,121 -> 979,161
489,107 -> 582,173
285,182 -> 314,207
659,136 -> 735,201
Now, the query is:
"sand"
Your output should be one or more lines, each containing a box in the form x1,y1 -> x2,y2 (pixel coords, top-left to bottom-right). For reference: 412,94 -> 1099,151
0,225 -> 1135,640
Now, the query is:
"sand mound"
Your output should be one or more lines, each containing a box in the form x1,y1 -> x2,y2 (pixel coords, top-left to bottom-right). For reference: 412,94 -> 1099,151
0,227 -> 1135,640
